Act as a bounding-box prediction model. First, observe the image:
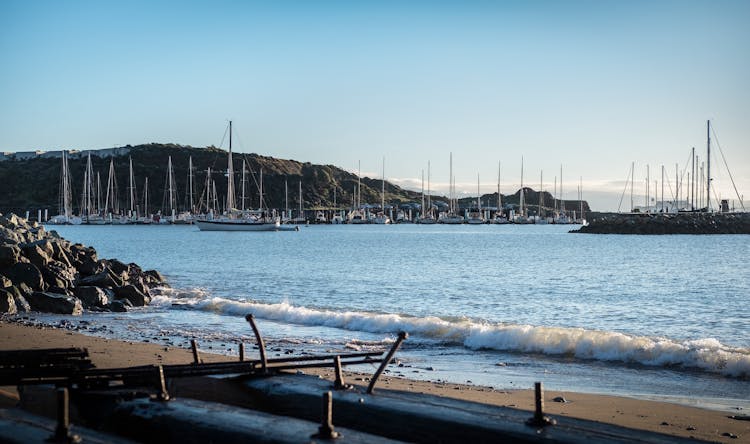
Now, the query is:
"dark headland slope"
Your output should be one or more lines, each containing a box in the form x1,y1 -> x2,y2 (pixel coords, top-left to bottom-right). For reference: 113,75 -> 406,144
0,145 -> 589,216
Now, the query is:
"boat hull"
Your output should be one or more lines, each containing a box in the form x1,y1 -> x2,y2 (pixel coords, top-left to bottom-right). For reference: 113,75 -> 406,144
195,220 -> 280,231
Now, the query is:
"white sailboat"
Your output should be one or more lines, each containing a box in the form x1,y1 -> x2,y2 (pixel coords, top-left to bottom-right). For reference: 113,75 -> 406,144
490,161 -> 508,224
372,157 -> 391,224
417,161 -> 436,224
331,187 -> 344,224
47,150 -> 82,225
196,121 -> 281,231
348,161 -> 368,224
440,153 -> 464,224
466,173 -> 485,224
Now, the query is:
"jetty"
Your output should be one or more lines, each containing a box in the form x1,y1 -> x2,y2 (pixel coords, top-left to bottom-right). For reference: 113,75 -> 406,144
572,212 -> 750,235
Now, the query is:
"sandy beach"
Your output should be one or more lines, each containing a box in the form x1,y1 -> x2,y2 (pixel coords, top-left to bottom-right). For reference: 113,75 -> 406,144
0,320 -> 746,443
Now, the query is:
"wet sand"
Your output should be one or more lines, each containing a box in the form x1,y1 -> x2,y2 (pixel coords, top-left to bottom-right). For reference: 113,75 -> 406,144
1,321 -> 747,442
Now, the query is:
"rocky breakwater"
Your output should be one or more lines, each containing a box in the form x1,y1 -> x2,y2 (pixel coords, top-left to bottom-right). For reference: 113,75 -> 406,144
571,212 -> 750,235
0,213 -> 166,315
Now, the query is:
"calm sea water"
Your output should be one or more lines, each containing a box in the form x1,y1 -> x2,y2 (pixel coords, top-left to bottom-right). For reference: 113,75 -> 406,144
42,224 -> 750,410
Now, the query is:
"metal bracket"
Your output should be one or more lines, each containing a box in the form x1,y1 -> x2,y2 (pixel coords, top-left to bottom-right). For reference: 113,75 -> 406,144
366,331 -> 408,394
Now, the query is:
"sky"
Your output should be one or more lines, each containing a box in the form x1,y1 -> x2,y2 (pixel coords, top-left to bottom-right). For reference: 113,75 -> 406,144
1,0 -> 748,211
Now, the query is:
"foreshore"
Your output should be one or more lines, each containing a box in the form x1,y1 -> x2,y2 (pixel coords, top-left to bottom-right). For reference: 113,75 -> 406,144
1,321 -> 746,442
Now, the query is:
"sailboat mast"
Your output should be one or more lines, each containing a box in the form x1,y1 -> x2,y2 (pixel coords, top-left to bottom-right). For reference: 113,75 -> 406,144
661,165 -> 665,212
188,156 -> 194,213
259,169 -> 264,211
226,121 -> 235,212
497,161 -> 501,212
299,181 -> 303,219
168,156 -> 175,216
357,160 -> 361,210
691,147 -> 696,210
449,153 -> 453,214
477,173 -> 482,214
144,177 -> 149,217
706,120 -> 711,212
421,169 -> 425,217
427,160 -> 431,216
539,170 -> 543,218
206,167 -> 212,213
382,162 -> 389,219
520,156 -> 524,217
129,156 -> 136,216
559,164 -> 564,214
241,160 -> 246,212
630,162 -> 634,212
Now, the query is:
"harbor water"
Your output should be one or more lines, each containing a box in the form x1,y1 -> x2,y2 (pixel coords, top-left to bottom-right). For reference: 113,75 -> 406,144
40,224 -> 750,411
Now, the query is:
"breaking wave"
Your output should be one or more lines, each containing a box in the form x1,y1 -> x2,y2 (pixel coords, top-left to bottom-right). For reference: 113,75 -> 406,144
150,289 -> 750,378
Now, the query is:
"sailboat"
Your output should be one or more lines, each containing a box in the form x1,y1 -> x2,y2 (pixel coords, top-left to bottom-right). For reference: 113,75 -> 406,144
348,161 -> 368,224
490,161 -> 508,224
196,121 -> 281,231
372,157 -> 391,224
416,161 -> 436,224
440,153 -> 465,224
82,153 -> 108,224
466,173 -> 485,224
331,187 -> 344,224
47,150 -> 82,225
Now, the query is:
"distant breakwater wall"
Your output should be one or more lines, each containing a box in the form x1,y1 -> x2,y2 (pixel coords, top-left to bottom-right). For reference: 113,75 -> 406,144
0,213 -> 166,315
572,212 -> 750,235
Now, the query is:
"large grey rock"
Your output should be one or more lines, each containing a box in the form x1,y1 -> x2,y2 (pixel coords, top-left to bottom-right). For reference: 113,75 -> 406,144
0,262 -> 46,291
74,286 -> 110,309
50,241 -> 73,267
78,269 -> 123,288
114,284 -> 150,306
21,244 -> 52,268
110,299 -> 131,312
26,291 -> 82,315
0,289 -> 17,314
41,261 -> 76,289
78,258 -> 105,276
107,259 -> 130,276
0,245 -> 21,267
144,270 -> 166,287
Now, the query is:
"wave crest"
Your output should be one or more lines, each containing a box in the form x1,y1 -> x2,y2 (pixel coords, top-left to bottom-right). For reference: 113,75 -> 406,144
152,291 -> 750,377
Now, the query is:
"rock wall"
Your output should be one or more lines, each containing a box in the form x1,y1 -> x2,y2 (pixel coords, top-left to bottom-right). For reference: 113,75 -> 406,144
0,213 -> 166,315
571,212 -> 750,235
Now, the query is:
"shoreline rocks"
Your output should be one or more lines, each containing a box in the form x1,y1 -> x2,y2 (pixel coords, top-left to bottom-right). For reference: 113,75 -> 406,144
571,212 -> 750,235
0,213 -> 167,315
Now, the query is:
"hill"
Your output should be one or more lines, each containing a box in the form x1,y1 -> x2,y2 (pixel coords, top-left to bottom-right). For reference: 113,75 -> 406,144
0,145 -> 589,217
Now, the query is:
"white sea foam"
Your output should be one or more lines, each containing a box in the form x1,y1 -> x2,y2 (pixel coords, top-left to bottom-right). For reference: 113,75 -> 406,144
153,291 -> 750,378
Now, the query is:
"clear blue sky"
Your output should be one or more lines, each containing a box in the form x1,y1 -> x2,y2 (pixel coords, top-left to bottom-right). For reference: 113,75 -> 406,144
2,0 -> 748,210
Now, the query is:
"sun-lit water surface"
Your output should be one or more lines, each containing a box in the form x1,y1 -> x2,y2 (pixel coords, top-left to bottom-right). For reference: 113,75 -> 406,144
42,224 -> 749,410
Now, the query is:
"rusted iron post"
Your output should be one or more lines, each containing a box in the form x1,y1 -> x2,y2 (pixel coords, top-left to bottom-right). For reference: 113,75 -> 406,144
333,355 -> 346,389
245,314 -> 267,374
190,339 -> 201,364
155,365 -> 170,401
366,331 -> 407,394
526,382 -> 555,427
239,343 -> 245,362
53,387 -> 80,443
313,391 -> 340,439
